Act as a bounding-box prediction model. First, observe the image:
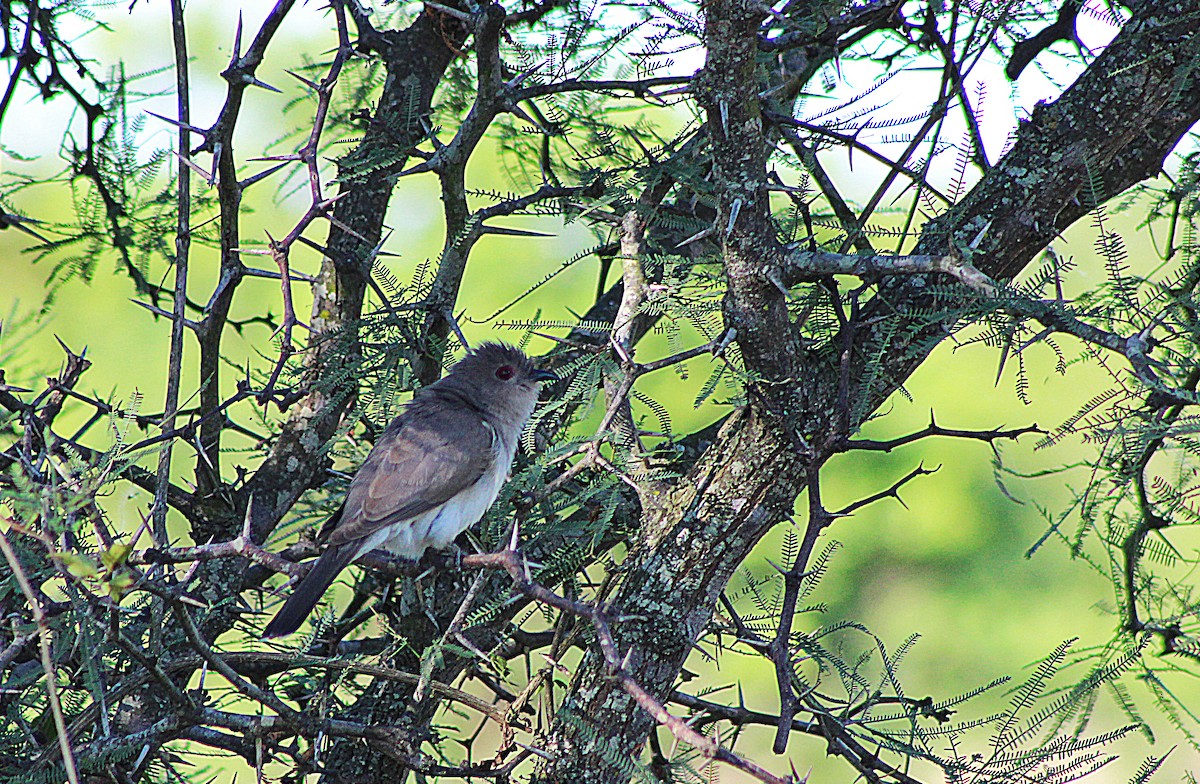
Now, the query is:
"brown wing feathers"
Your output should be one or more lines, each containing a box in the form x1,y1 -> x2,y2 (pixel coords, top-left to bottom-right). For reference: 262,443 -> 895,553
263,406 -> 493,638
261,343 -> 550,638
328,407 -> 493,545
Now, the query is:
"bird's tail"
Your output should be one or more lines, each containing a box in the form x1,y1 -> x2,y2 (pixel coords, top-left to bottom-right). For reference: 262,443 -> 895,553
262,543 -> 359,638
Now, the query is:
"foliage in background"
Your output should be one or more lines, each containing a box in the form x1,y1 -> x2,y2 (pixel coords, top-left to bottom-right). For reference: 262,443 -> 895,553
1,0 -> 1199,782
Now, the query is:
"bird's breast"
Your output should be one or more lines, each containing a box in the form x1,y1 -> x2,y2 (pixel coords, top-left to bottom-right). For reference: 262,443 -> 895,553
379,430 -> 516,557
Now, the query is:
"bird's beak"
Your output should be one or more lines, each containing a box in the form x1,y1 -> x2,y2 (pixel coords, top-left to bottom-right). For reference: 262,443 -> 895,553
533,368 -> 558,383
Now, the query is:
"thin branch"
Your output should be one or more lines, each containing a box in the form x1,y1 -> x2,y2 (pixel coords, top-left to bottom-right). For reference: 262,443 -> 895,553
0,528 -> 80,784
846,417 -> 1042,453
769,116 -> 952,206
833,462 -> 938,517
469,547 -> 791,784
514,74 -> 692,101
779,250 -> 995,289
770,465 -> 828,753
154,0 -> 192,548
131,528 -> 305,578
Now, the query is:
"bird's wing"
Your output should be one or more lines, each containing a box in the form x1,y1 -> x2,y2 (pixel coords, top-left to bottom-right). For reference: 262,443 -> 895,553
326,406 -> 496,546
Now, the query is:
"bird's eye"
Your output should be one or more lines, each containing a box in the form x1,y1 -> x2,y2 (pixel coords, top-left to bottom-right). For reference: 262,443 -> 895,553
495,365 -> 516,381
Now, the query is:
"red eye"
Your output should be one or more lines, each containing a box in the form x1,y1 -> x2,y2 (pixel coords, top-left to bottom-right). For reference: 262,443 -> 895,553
495,365 -> 516,381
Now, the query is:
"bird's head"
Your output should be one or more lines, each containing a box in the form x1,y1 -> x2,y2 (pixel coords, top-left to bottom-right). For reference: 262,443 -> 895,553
442,342 -> 557,422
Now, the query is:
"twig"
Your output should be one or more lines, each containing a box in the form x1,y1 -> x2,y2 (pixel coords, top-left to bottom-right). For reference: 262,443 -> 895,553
469,548 -> 790,784
0,629 -> 38,673
152,0 -> 193,556
779,249 -> 996,290
131,530 -> 306,577
771,118 -> 951,206
770,465 -> 828,754
137,496 -> 304,579
846,416 -> 1041,453
414,569 -> 487,703
834,48 -> 958,255
514,74 -> 692,101
0,529 -> 80,784
147,582 -> 311,730
833,463 -> 938,517
780,247 -> 1198,407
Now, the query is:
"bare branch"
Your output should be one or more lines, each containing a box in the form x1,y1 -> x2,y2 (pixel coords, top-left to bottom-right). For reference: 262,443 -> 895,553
0,528 -> 79,784
470,548 -> 792,784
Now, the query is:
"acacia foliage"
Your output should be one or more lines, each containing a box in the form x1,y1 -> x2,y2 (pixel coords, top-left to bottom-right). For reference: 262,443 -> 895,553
1,1 -> 1200,783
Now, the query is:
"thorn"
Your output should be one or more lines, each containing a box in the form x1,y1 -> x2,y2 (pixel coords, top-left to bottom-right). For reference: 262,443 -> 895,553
504,58 -> 548,89
675,225 -> 714,249
244,75 -> 282,93
241,495 -> 254,541
285,69 -> 320,91
313,192 -> 350,212
174,151 -> 215,185
510,739 -> 554,760
229,14 -> 244,68
129,299 -> 202,332
715,327 -> 737,355
968,218 -> 992,249
210,142 -> 223,185
1015,325 -> 1055,356
610,334 -> 633,364
145,110 -> 209,136
0,209 -> 50,243
726,198 -> 742,236
529,330 -> 582,347
480,224 -> 555,238
766,268 -> 789,296
443,308 -> 470,349
419,115 -> 445,150
240,162 -> 291,190
765,182 -> 808,193
507,102 -> 548,134
54,335 -> 76,357
394,158 -> 437,179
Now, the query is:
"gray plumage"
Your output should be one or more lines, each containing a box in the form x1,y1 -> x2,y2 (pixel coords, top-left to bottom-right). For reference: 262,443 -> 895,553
263,342 -> 553,638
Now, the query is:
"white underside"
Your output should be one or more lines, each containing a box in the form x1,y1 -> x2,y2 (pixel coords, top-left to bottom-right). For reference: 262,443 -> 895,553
353,429 -> 514,561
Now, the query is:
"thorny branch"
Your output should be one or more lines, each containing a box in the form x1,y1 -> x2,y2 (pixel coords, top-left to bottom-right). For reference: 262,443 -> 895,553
0,528 -> 79,784
5,0 -> 1200,782
471,545 -> 793,784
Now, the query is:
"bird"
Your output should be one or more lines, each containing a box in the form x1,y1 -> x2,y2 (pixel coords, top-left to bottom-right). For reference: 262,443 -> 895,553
262,342 -> 556,638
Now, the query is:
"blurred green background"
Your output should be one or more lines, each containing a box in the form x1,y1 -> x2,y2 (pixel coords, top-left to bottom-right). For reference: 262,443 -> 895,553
2,2 -> 1197,782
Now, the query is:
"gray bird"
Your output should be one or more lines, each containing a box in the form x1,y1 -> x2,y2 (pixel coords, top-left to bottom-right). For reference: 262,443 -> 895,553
262,342 -> 555,638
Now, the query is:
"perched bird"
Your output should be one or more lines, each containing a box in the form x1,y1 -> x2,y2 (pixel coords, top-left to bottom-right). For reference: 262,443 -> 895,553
262,342 -> 555,638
